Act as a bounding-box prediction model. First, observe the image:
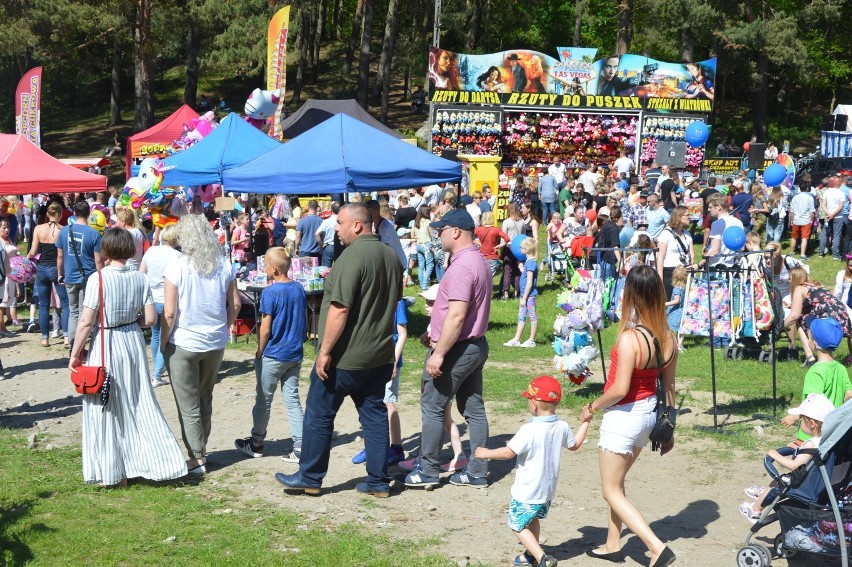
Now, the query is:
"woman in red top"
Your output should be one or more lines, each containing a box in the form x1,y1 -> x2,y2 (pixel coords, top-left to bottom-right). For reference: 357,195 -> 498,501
474,211 -> 510,277
582,265 -> 678,566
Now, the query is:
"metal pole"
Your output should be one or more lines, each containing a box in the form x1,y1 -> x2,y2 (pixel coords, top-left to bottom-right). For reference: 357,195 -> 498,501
706,266 -> 718,430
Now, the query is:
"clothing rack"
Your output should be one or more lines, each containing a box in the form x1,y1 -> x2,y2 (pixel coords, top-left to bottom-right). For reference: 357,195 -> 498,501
688,249 -> 779,431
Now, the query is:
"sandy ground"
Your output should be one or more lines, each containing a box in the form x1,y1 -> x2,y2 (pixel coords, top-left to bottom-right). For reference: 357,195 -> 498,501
0,332 -> 839,567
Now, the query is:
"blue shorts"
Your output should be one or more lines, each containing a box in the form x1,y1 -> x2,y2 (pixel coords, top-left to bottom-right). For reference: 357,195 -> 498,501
508,498 -> 551,532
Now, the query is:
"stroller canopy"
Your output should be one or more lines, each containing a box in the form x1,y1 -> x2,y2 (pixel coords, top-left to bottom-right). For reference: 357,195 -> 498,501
819,398 -> 852,460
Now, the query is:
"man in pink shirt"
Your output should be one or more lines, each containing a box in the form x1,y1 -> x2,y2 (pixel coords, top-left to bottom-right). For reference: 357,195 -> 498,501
403,208 -> 493,489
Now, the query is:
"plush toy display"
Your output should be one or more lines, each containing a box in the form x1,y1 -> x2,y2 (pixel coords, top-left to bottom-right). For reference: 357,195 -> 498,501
244,88 -> 281,130
639,116 -> 704,170
431,110 -> 502,157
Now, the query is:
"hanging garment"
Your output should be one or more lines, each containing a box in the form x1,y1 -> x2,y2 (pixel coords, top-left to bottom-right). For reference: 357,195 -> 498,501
679,275 -> 732,338
741,275 -> 756,338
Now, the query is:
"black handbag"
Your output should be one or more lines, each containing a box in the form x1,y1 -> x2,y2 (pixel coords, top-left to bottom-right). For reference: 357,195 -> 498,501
648,332 -> 676,451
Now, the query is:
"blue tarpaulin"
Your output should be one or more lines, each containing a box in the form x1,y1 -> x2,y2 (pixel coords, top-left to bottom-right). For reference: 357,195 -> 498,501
160,113 -> 281,187
222,113 -> 461,194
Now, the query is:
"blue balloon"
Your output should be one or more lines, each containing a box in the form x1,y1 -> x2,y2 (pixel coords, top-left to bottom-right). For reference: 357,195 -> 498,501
685,121 -> 710,147
763,163 -> 787,187
722,225 -> 746,252
510,235 -> 527,261
619,225 -> 635,248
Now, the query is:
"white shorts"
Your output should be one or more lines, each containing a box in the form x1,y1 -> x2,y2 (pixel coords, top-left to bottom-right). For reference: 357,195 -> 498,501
598,396 -> 657,456
384,372 -> 400,403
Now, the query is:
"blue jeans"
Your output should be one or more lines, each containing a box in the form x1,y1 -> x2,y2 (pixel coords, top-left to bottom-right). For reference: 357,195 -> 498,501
419,337 -> 490,477
766,218 -> 784,242
150,302 -> 165,378
541,201 -> 556,223
321,246 -> 334,267
416,244 -> 434,290
435,257 -> 446,282
819,217 -> 843,256
252,357 -> 304,449
299,363 -> 393,487
35,265 -> 68,339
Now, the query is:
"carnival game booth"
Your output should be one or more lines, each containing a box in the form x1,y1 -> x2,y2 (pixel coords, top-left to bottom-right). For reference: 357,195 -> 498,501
0,134 -> 107,194
279,98 -> 416,144
223,113 -> 461,194
126,104 -> 200,179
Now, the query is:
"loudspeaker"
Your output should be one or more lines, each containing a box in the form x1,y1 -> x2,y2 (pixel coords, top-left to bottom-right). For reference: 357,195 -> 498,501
748,143 -> 766,166
821,114 -> 848,131
656,141 -> 686,168
823,115 -> 837,131
440,149 -> 459,162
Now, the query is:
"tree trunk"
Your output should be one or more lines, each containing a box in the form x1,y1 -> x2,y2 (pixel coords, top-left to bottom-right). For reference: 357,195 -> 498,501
753,49 -> 768,140
183,24 -> 202,108
333,0 -> 344,39
464,0 -> 481,52
379,0 -> 400,121
343,0 -> 364,75
292,3 -> 311,103
403,65 -> 410,101
615,0 -> 632,56
371,0 -> 399,101
573,0 -> 584,47
311,0 -> 324,83
133,0 -> 154,132
109,33 -> 123,126
355,0 -> 375,109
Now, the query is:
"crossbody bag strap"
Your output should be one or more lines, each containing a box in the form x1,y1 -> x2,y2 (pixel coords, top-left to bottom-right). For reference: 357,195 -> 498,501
97,271 -> 106,368
69,226 -> 85,278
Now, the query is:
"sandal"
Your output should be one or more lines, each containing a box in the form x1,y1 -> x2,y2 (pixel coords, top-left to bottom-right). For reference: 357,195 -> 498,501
503,339 -> 521,347
744,485 -> 766,500
41,338 -> 49,347
801,356 -> 816,368
514,551 -> 538,565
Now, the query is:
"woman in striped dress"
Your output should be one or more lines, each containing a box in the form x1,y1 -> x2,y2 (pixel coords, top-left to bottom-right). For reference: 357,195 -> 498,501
68,229 -> 187,486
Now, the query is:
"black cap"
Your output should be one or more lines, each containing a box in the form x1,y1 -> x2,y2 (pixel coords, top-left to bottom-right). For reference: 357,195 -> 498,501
639,191 -> 649,198
430,208 -> 475,231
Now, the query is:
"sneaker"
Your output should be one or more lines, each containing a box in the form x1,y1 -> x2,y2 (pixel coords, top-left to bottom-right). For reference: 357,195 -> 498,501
834,256 -> 843,261
26,322 -> 37,333
448,469 -> 488,488
738,502 -> 760,524
281,450 -> 301,463
151,377 -> 169,388
234,437 -> 264,458
398,456 -> 420,472
520,339 -> 536,348
744,485 -> 766,500
0,330 -> 15,338
351,449 -> 367,464
440,454 -> 469,473
403,467 -> 440,488
50,329 -> 61,339
503,339 -> 521,347
539,555 -> 558,567
387,447 -> 405,465
800,255 -> 809,261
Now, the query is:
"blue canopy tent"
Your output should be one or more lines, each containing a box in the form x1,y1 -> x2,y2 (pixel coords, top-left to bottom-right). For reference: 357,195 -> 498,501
222,113 -> 461,194
160,113 -> 281,187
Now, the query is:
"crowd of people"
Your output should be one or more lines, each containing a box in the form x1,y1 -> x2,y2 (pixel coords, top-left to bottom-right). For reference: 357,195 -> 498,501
5,164 -> 852,567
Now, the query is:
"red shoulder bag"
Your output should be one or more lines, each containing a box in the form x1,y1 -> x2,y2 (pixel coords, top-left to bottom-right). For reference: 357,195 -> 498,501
70,271 -> 108,395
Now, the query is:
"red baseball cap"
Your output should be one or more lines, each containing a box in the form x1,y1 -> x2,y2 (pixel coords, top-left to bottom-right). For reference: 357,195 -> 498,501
521,375 -> 562,403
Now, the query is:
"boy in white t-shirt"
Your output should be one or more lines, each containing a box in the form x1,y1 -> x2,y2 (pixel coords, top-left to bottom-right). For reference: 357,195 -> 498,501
475,376 -> 591,567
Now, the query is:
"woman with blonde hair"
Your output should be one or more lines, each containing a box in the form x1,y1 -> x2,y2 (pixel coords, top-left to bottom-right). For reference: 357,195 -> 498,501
583,265 -> 678,566
784,267 -> 852,366
28,201 -> 69,346
115,208 -> 146,269
656,206 -> 694,299
161,214 -> 240,474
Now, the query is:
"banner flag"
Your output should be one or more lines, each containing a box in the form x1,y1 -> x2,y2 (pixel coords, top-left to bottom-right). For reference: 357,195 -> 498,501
15,67 -> 43,147
267,7 -> 290,139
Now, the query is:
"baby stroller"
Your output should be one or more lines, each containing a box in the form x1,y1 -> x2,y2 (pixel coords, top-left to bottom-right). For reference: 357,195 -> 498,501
544,240 -> 570,283
736,400 -> 852,566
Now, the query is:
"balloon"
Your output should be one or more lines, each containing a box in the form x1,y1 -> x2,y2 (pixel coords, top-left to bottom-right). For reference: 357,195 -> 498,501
619,225 -> 635,248
684,121 -> 710,147
722,225 -> 746,252
743,141 -> 750,152
8,256 -> 36,283
510,235 -> 528,261
763,163 -> 788,187
88,210 -> 107,234
585,209 -> 597,223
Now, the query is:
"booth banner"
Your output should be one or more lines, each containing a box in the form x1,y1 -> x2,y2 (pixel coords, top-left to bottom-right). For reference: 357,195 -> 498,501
267,6 -> 290,139
429,47 -> 716,112
702,157 -> 745,176
15,67 -> 42,148
431,107 -> 502,157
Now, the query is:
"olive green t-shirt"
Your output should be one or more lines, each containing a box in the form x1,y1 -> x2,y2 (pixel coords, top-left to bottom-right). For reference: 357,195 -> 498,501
318,234 -> 402,370
797,360 -> 852,442
558,187 -> 572,216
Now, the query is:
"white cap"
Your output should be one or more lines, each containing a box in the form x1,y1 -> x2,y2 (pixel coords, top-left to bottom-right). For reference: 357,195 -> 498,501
788,393 -> 835,422
419,284 -> 440,302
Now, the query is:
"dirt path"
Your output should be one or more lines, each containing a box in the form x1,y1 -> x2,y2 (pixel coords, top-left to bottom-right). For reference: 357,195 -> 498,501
0,333 -> 835,566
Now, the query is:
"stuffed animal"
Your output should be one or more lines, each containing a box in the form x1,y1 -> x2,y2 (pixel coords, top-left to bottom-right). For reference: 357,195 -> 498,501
244,88 -> 281,129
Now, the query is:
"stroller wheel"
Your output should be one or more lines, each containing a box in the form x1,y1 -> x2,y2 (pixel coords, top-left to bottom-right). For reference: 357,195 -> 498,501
773,533 -> 797,559
733,347 -> 744,361
736,545 -> 770,566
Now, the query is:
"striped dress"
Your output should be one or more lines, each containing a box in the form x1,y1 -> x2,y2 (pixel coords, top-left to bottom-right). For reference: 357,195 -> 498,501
81,265 -> 187,485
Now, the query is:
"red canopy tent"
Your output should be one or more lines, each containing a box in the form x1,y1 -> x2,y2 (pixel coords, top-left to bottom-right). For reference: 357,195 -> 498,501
126,104 -> 199,179
0,134 -> 107,195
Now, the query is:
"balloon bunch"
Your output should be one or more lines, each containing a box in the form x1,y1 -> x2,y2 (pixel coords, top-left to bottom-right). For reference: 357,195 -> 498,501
244,88 -> 280,131
431,110 -> 501,156
502,112 -> 637,167
171,111 -> 218,152
122,158 -> 188,228
552,285 -> 599,385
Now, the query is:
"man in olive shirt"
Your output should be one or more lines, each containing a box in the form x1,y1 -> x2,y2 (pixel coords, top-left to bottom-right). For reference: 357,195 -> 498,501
275,203 -> 402,498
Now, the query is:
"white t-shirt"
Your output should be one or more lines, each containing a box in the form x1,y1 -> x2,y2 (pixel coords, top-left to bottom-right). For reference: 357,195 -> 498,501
126,227 -> 146,270
141,246 -> 183,304
657,228 -> 692,268
164,255 -> 235,352
378,218 -> 407,266
577,171 -> 600,192
506,416 -> 576,504
613,156 -> 634,176
422,185 -> 441,206
548,163 -> 567,183
709,213 -> 744,266
790,193 -> 815,225
822,187 -> 845,217
465,203 -> 482,227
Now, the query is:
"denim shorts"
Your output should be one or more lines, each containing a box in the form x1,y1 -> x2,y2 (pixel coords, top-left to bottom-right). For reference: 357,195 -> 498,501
508,498 -> 552,532
384,372 -> 400,403
598,396 -> 657,456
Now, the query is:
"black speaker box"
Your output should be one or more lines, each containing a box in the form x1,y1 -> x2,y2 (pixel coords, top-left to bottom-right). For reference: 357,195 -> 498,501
823,115 -> 837,130
656,141 -> 686,168
748,143 -> 766,166
835,114 -> 848,132
440,149 -> 459,162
